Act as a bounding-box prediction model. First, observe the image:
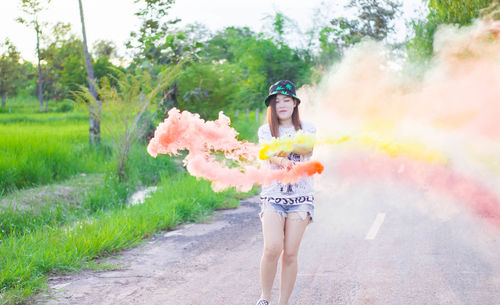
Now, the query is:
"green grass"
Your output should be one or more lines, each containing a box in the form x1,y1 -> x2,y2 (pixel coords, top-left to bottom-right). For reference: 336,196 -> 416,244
0,173 -> 104,239
231,109 -> 264,142
0,173 -> 257,304
0,95 -> 74,114
0,141 -> 181,240
0,119 -> 111,194
0,111 -> 87,124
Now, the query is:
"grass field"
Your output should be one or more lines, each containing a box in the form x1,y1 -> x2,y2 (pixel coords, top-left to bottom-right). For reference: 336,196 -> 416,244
0,119 -> 110,194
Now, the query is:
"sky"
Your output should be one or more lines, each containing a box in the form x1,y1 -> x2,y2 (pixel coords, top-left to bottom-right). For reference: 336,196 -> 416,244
0,0 -> 426,62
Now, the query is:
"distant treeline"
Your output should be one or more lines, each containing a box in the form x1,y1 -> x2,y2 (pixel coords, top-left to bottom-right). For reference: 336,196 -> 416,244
0,0 -> 497,118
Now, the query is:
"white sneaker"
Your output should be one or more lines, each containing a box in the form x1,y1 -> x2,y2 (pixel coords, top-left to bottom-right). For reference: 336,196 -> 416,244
255,300 -> 269,305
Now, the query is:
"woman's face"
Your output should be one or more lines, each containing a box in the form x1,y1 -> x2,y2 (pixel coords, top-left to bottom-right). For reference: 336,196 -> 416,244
275,94 -> 296,121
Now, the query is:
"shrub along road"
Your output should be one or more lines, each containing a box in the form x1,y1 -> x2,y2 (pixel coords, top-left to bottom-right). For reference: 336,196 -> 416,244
35,182 -> 500,305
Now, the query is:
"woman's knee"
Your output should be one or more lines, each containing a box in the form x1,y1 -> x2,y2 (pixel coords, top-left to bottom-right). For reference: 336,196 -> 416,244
282,250 -> 298,266
263,242 -> 283,260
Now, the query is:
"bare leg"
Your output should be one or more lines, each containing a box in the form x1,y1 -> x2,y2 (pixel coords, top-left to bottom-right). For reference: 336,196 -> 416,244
259,211 -> 285,302
278,212 -> 310,305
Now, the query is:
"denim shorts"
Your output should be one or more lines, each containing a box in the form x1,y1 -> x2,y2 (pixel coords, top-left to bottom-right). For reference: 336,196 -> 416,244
259,202 -> 314,223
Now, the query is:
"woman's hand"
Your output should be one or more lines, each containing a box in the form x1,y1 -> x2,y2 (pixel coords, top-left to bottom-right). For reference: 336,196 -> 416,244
276,150 -> 290,157
280,158 -> 295,170
269,156 -> 295,169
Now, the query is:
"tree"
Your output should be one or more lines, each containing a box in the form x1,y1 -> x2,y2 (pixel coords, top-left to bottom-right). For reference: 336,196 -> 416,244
261,11 -> 296,46
407,0 -> 499,61
199,26 -> 313,109
126,0 -> 180,65
92,40 -> 123,87
93,40 -> 117,59
40,23 -> 86,100
346,0 -> 401,41
78,0 -> 101,145
0,40 -> 23,107
39,23 -> 121,102
16,0 -> 51,112
230,35 -> 313,99
152,30 -> 204,116
75,65 -> 181,181
201,26 -> 255,62
317,0 -> 401,67
176,61 -> 244,120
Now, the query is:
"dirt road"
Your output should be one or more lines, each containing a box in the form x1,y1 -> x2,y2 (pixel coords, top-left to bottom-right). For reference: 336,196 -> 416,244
35,181 -> 500,305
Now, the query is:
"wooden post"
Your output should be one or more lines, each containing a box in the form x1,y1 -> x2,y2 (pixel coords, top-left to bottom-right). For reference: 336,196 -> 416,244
255,107 -> 259,123
235,109 -> 239,119
246,108 -> 249,120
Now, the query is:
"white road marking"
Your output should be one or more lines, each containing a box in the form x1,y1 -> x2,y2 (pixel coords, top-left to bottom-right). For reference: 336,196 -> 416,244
365,213 -> 386,240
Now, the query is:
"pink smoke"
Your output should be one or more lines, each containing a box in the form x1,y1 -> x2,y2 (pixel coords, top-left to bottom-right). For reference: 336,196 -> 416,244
147,108 -> 323,192
335,153 -> 500,228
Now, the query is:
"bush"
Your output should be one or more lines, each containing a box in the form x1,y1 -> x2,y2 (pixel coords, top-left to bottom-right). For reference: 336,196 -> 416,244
55,101 -> 74,113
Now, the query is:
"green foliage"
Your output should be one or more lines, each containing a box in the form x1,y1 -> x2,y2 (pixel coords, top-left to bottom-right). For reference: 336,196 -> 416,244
54,100 -> 74,112
406,17 -> 437,62
261,11 -> 296,46
407,0 -> 499,61
201,26 -> 255,62
0,202 -> 79,239
93,40 -> 117,59
347,0 -> 401,40
317,26 -> 343,67
127,0 -> 181,65
316,0 -> 401,67
176,61 -> 245,119
199,26 -> 313,111
428,0 -> 497,24
40,23 -> 87,100
16,0 -> 52,111
32,23 -> 125,102
231,110 -> 263,143
235,37 -> 312,93
0,40 -> 24,107
16,0 -> 51,36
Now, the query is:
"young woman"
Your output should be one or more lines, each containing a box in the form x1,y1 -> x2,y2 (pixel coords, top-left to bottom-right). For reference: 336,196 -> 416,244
255,80 -> 316,305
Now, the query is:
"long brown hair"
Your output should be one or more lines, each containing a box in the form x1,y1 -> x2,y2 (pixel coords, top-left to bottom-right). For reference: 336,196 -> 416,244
266,95 -> 302,138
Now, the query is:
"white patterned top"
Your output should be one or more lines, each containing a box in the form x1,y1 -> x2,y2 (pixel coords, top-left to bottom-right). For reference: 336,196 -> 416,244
258,121 -> 316,205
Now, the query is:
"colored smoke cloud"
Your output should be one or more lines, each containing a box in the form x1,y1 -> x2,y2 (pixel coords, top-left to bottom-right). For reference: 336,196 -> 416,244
147,108 -> 323,192
299,19 -> 500,228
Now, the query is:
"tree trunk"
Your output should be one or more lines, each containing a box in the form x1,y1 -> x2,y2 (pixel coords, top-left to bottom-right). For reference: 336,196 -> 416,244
79,0 -> 101,145
1,92 -> 6,108
163,80 -> 178,114
36,27 -> 44,112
